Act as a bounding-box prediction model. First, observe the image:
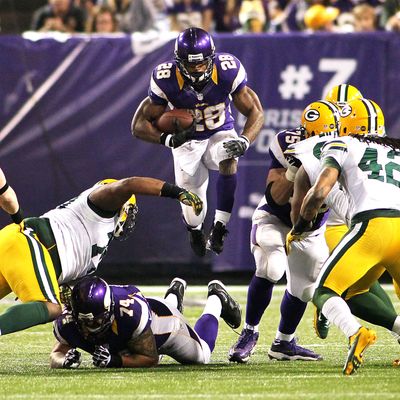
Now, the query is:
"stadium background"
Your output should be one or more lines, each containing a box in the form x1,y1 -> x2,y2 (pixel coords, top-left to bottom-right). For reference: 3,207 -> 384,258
1,8 -> 400,284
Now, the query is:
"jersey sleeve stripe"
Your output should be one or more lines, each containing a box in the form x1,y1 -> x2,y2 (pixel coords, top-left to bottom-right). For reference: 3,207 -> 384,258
150,76 -> 168,102
130,296 -> 151,340
322,156 -> 342,172
230,63 -> 247,94
325,145 -> 348,152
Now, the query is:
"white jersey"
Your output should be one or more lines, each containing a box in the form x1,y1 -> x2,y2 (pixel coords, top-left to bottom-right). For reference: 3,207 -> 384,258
286,135 -> 352,225
42,184 -> 117,284
320,136 -> 400,218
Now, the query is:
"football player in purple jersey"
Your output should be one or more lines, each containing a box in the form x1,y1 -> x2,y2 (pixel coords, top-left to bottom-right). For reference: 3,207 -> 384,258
229,101 -> 341,363
131,27 -> 264,257
0,167 -> 23,224
50,276 -> 241,368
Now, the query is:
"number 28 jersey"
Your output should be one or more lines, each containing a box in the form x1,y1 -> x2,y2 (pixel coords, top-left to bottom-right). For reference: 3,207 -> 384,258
320,136 -> 400,218
148,53 -> 247,140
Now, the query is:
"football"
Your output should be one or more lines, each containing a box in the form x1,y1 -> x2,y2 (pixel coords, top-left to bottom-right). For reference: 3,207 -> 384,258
156,109 -> 194,134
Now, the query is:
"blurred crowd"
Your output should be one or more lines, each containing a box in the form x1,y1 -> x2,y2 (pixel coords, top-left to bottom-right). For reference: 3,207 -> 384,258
29,0 -> 400,35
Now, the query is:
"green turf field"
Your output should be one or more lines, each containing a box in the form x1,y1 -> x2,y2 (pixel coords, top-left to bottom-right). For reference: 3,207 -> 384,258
1,285 -> 399,399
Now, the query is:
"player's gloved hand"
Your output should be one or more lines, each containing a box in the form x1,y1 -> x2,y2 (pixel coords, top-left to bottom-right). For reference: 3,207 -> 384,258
223,136 -> 250,158
285,216 -> 312,254
63,348 -> 82,369
59,284 -> 73,311
172,119 -> 195,148
93,345 -> 123,368
285,229 -> 302,255
178,190 -> 203,216
160,120 -> 195,149
284,153 -> 302,182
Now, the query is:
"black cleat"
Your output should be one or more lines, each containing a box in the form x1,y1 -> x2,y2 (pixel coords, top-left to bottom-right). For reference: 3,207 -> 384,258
206,222 -> 229,254
164,278 -> 187,313
188,227 -> 206,257
208,280 -> 241,329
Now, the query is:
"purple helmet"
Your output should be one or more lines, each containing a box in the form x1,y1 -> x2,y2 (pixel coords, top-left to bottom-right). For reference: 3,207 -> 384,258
71,276 -> 114,339
174,27 -> 215,88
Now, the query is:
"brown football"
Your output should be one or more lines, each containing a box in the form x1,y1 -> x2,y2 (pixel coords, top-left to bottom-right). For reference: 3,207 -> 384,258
156,109 -> 194,134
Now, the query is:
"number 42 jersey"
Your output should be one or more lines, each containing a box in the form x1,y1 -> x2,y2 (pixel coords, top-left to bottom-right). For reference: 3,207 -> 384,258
149,53 -> 247,140
319,136 -> 400,218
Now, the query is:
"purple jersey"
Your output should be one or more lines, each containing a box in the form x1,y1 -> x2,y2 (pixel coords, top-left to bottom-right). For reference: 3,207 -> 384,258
149,52 -> 247,140
53,285 -> 151,354
257,127 -> 303,227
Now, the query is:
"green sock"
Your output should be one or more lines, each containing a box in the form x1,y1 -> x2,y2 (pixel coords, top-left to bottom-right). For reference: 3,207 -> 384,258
347,291 -> 397,330
369,281 -> 396,312
0,302 -> 50,335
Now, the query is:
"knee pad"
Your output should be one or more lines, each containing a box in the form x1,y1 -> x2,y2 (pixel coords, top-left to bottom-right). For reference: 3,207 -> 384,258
253,246 -> 285,283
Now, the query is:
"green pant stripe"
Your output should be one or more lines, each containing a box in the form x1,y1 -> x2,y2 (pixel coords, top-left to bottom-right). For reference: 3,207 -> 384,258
317,220 -> 369,289
23,228 -> 58,304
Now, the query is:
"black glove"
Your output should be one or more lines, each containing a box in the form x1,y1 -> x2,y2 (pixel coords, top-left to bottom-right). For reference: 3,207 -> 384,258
223,136 -> 250,158
160,120 -> 195,149
63,348 -> 82,369
93,345 -> 122,368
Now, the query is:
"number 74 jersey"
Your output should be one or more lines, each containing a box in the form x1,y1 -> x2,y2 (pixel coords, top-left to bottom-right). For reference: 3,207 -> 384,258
149,53 -> 247,140
317,136 -> 400,218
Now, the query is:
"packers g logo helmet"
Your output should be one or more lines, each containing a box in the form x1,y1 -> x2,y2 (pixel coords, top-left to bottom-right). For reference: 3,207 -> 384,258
301,100 -> 340,138
325,84 -> 363,108
339,98 -> 385,137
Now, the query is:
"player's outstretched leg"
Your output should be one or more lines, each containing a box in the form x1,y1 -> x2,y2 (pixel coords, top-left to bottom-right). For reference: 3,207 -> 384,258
208,280 -> 241,329
194,280 -> 240,354
229,276 -> 274,363
164,278 -> 187,313
343,326 -> 377,375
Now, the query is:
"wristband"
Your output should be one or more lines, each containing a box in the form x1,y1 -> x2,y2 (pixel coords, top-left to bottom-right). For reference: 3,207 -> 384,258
293,215 -> 311,234
0,182 -> 9,195
108,354 -> 123,368
240,136 -> 250,147
160,133 -> 173,148
160,182 -> 182,199
11,208 -> 23,224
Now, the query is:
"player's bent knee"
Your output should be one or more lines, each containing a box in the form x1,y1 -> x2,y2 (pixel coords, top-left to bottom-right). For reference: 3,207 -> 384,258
255,267 -> 283,283
312,286 -> 337,310
253,248 -> 285,283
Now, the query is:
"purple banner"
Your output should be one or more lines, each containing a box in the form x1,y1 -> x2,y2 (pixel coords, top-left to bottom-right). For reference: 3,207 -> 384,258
1,32 -> 399,270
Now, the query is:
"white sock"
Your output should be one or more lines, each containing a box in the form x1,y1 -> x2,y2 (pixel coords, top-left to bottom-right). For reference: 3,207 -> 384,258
275,331 -> 295,342
164,294 -> 178,308
391,316 -> 400,337
214,210 -> 231,226
202,295 -> 222,319
322,296 -> 361,338
244,323 -> 259,332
